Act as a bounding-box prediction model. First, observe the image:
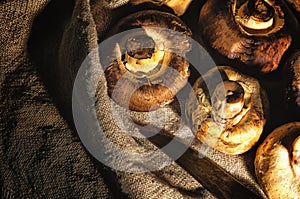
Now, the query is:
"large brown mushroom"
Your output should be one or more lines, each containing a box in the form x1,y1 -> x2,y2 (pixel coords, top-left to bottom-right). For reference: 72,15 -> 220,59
255,122 -> 300,199
199,0 -> 296,73
104,10 -> 192,112
185,66 -> 269,154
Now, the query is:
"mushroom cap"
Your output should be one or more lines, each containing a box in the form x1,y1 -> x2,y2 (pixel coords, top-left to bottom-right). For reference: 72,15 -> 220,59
199,0 -> 293,73
104,10 -> 191,112
130,0 -> 193,16
185,66 -> 269,154
285,50 -> 300,120
286,0 -> 300,13
255,122 -> 300,199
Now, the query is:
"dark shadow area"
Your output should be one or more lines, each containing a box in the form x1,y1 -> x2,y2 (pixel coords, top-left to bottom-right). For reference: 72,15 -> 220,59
27,0 -> 75,125
27,1 -> 127,198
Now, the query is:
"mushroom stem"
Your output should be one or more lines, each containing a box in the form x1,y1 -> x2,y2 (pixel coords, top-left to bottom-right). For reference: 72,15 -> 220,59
235,0 -> 274,30
124,34 -> 165,73
124,50 -> 164,73
248,0 -> 274,22
292,136 -> 300,176
211,81 -> 245,120
233,0 -> 285,35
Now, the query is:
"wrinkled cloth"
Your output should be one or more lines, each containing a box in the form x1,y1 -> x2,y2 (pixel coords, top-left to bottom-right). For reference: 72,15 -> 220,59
1,0 -> 267,198
0,0 -> 114,198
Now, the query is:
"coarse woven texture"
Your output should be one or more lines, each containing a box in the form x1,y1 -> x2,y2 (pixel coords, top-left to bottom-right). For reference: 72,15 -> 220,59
0,0 -> 114,198
1,0 -> 267,198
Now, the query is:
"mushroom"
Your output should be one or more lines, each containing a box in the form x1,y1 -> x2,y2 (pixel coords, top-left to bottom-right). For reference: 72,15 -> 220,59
104,10 -> 192,112
199,0 -> 295,73
185,66 -> 269,154
284,50 -> 300,120
130,0 -> 193,16
255,122 -> 300,199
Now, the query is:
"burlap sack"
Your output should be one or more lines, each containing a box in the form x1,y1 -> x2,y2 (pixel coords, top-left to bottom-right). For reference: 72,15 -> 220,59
1,0 -> 269,198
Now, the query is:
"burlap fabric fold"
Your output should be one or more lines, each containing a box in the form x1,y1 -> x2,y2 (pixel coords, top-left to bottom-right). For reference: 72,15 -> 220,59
1,0 -> 268,198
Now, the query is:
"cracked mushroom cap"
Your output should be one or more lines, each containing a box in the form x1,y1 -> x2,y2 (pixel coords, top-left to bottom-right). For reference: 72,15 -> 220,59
255,122 -> 300,199
199,0 -> 297,73
104,10 -> 191,112
185,66 -> 269,154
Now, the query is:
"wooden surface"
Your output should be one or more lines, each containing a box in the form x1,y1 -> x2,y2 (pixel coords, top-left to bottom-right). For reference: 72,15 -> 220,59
143,130 -> 262,199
